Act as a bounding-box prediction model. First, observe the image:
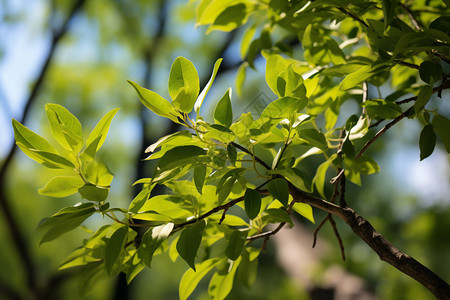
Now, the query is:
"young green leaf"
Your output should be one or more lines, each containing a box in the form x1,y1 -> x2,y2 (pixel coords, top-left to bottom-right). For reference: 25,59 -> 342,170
227,143 -> 237,166
12,119 -> 58,154
312,159 -> 333,199
244,188 -> 261,220
157,145 -> 206,172
86,108 -> 119,151
225,230 -> 248,261
236,62 -> 248,97
16,143 -> 75,169
140,223 -> 174,267
237,248 -> 258,289
195,58 -> 222,114
105,225 -> 129,275
194,165 -> 206,194
414,85 -> 433,114
78,183 -> 109,202
261,96 -> 308,120
169,57 -> 200,113
268,178 -> 289,207
176,220 -> 205,270
208,257 -> 241,300
127,80 -> 181,123
45,104 -> 83,151
432,114 -> 450,153
363,99 -> 402,119
262,208 -> 293,226
214,88 -> 233,128
292,202 -> 315,223
419,124 -> 436,160
298,128 -> 328,151
37,203 -> 96,245
179,258 -> 222,300
39,176 -> 85,198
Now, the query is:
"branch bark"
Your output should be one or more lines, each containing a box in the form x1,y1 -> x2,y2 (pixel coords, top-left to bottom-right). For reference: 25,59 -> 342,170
289,185 -> 450,299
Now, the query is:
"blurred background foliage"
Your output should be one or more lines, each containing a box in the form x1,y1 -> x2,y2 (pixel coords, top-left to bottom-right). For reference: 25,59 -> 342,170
0,0 -> 449,299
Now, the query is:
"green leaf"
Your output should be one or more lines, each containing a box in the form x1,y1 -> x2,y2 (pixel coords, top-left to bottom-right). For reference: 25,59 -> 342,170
227,143 -> 237,166
208,257 -> 241,300
225,230 -> 248,261
140,223 -> 174,268
419,124 -> 436,160
39,176 -> 85,198
237,248 -> 258,289
157,145 -> 206,172
235,62 -> 248,97
298,128 -> 328,151
16,143 -> 75,169
176,220 -> 205,270
268,178 -> 289,207
105,225 -> 129,275
363,99 -> 402,119
344,156 -> 380,186
179,258 -> 222,300
45,104 -> 83,151
312,157 -> 334,199
194,165 -> 206,194
82,160 -> 113,186
127,80 -> 181,123
270,168 -> 312,192
86,108 -> 119,152
292,202 -> 315,223
414,85 -> 433,113
244,188 -> 261,220
37,203 -> 95,245
129,185 -> 152,213
432,114 -> 450,153
214,88 -> 233,128
195,58 -> 222,114
262,208 -> 292,226
261,97 -> 308,120
264,53 -> 292,95
169,57 -> 200,113
419,61 -> 443,84
78,183 -> 109,202
206,3 -> 249,33
12,118 -> 58,156
339,64 -> 391,91
240,24 -> 256,59
145,130 -> 192,153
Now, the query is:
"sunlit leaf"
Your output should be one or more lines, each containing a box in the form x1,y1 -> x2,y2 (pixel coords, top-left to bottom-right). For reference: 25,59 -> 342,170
39,176 -> 85,198
169,57 -> 200,113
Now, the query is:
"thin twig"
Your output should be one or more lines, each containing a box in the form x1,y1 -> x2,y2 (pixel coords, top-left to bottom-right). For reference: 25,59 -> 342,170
231,142 -> 271,170
394,59 -> 420,70
313,214 -> 331,248
400,3 -> 423,31
337,7 -> 369,28
174,181 -> 270,230
329,215 -> 346,261
356,108 -> 409,159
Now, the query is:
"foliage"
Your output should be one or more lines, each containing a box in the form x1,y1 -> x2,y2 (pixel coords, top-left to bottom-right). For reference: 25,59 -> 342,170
11,0 -> 450,299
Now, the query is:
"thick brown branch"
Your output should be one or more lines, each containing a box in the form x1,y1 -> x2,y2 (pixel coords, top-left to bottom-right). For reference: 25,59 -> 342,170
289,184 -> 450,299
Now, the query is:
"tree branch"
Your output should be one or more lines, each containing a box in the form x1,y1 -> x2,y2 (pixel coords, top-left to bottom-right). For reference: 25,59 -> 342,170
289,184 -> 450,299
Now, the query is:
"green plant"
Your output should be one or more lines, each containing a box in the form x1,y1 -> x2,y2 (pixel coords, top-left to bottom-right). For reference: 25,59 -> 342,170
12,0 -> 450,299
